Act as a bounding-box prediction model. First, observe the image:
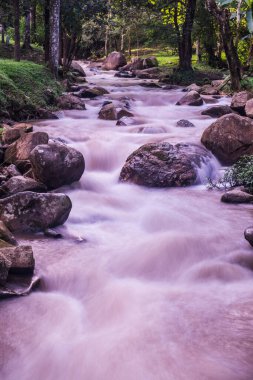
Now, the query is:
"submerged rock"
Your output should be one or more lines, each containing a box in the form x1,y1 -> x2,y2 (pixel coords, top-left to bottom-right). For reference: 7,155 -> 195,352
0,191 -> 72,232
119,142 -> 213,187
201,114 -> 253,165
0,221 -> 17,246
30,141 -> 85,190
176,120 -> 195,128
176,91 -> 203,106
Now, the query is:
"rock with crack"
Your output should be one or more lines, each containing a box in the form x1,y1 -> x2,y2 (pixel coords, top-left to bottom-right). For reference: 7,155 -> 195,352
0,176 -> 47,197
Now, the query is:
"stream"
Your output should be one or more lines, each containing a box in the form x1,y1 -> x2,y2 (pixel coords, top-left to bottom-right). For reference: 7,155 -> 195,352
1,66 -> 253,380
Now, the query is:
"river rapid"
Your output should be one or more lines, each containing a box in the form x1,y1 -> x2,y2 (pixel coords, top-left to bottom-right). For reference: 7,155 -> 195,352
1,66 -> 253,380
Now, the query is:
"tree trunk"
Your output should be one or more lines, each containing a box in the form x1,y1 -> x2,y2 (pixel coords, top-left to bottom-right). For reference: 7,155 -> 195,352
196,39 -> 201,63
14,0 -> 21,61
23,7 -> 31,49
1,26 -> 5,44
120,28 -> 125,53
44,0 -> 50,62
206,0 -> 241,91
49,0 -> 60,77
178,0 -> 197,71
247,39 -> 253,67
31,1 -> 37,43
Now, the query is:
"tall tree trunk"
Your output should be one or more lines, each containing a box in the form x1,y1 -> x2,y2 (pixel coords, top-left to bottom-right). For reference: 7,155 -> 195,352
49,0 -> 60,77
178,0 -> 197,71
196,39 -> 201,63
44,0 -> 50,62
14,0 -> 21,61
120,28 -> 125,53
31,0 -> 37,43
23,7 -> 31,49
206,0 -> 241,91
1,26 -> 5,44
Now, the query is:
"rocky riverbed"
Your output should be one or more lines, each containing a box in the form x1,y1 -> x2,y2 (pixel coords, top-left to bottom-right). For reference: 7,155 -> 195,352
1,62 -> 253,380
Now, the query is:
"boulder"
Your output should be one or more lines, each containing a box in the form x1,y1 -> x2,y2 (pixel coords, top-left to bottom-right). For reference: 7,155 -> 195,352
245,227 -> 253,247
57,94 -> 86,110
0,192 -> 72,232
0,176 -> 47,197
245,98 -> 253,118
70,61 -> 86,77
134,67 -> 161,79
98,103 -> 117,120
211,80 -> 224,88
116,117 -> 136,126
185,83 -> 201,93
201,95 -> 219,104
117,108 -> 134,120
77,87 -> 109,98
231,91 -> 253,115
0,245 -> 34,274
5,132 -> 49,164
29,141 -> 85,190
0,221 -> 17,246
102,52 -> 127,70
143,56 -> 159,68
201,114 -> 253,165
200,85 -> 219,96
201,105 -> 235,118
114,71 -> 135,78
176,120 -> 195,128
176,91 -> 203,106
221,189 -> 253,204
0,274 -> 40,298
37,108 -> 58,120
0,253 -> 11,284
119,142 -> 213,187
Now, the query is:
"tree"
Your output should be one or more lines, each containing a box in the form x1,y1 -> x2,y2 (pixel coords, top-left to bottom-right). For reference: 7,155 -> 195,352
23,0 -> 32,49
49,0 -> 60,77
206,0 -> 242,90
14,0 -> 21,61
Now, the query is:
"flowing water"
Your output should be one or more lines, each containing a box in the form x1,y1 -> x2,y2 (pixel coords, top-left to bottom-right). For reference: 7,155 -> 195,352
1,66 -> 253,380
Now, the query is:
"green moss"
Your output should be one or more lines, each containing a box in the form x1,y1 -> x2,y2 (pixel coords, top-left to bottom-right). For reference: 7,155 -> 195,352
0,59 -> 63,117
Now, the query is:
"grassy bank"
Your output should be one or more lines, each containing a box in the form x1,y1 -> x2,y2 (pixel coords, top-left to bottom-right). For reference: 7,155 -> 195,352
0,59 -> 63,120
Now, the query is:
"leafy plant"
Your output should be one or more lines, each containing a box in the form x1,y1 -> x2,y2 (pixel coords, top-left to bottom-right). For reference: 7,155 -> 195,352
208,155 -> 253,192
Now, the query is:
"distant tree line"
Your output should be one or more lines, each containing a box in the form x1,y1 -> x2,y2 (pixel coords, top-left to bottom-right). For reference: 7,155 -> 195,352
0,0 -> 253,89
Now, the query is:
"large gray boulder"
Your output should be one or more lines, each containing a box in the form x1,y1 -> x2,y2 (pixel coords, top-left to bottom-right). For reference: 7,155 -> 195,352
5,132 -> 49,164
245,227 -> 253,247
0,192 -> 72,232
119,142 -> 213,187
0,253 -> 11,284
201,114 -> 253,165
102,52 -> 127,70
176,91 -> 203,106
98,103 -> 117,120
30,142 -> 85,190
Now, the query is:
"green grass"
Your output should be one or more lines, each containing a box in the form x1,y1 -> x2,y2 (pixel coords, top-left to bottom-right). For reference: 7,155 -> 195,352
0,59 -> 63,118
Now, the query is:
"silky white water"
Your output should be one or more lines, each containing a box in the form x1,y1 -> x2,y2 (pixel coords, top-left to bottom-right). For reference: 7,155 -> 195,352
1,66 -> 253,380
